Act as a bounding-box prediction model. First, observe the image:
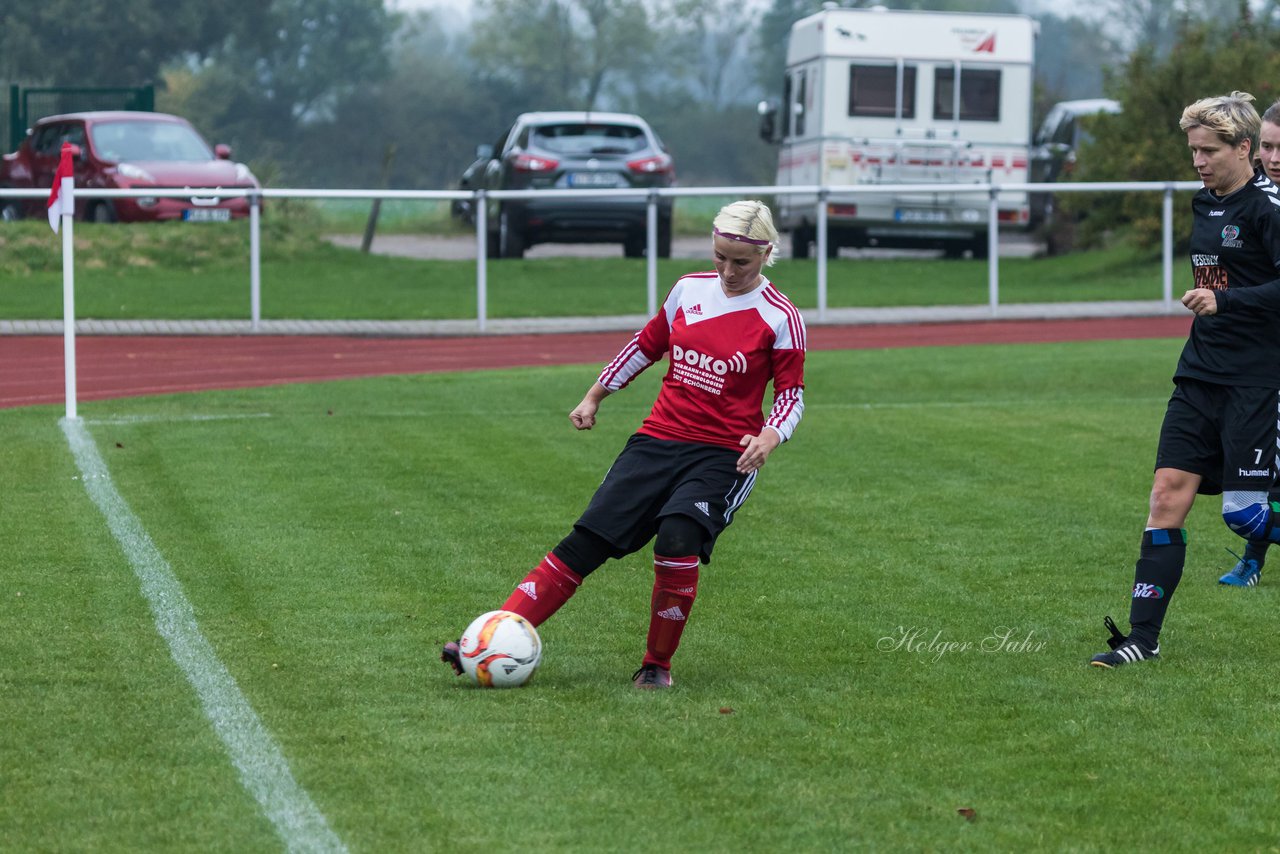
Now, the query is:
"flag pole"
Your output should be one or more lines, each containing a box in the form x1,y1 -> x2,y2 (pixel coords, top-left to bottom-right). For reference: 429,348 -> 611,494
61,174 -> 76,420
48,142 -> 78,420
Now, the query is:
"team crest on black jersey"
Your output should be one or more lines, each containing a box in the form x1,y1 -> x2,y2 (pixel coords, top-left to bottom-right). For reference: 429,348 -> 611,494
1221,224 -> 1243,248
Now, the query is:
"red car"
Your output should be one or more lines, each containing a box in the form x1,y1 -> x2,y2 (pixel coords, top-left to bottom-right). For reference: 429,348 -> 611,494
0,111 -> 260,223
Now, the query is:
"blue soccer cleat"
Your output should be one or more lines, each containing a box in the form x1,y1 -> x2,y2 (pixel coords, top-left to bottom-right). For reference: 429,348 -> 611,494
1219,550 -> 1262,587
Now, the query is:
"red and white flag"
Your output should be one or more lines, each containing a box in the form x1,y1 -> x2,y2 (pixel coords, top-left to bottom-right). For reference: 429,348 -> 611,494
47,142 -> 76,233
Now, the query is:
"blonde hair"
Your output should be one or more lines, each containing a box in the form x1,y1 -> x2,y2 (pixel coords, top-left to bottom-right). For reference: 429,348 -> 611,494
712,200 -> 778,266
1180,90 -> 1260,152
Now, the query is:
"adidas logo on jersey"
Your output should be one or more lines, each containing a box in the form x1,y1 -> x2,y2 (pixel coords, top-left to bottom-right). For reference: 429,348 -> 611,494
686,303 -> 703,316
517,581 -> 538,600
695,501 -> 710,516
657,605 -> 687,621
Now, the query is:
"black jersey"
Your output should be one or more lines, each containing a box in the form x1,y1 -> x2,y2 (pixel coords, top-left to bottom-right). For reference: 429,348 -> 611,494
1176,168 -> 1280,387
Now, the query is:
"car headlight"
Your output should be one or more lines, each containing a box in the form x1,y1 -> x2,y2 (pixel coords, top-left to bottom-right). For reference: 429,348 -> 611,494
116,163 -> 156,183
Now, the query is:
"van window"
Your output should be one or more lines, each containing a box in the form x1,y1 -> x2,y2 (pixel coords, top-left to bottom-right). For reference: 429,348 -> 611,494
781,75 -> 793,139
848,64 -> 916,119
793,70 -> 807,136
934,67 -> 1001,122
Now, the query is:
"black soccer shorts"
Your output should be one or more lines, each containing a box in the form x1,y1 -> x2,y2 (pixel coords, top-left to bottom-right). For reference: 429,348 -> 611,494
1154,379 -> 1280,495
573,433 -> 756,564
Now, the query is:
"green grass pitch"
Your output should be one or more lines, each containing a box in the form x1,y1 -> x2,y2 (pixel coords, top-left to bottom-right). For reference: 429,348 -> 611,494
3,338 -> 1278,851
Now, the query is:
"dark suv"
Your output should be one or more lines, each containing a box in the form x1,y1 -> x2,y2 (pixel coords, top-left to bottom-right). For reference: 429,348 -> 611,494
456,111 -> 675,258
1029,98 -> 1121,227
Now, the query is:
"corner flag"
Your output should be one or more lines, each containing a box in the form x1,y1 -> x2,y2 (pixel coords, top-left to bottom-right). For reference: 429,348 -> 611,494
48,142 -> 76,233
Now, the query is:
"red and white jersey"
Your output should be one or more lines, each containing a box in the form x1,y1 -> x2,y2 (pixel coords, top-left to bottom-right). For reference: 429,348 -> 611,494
598,271 -> 806,450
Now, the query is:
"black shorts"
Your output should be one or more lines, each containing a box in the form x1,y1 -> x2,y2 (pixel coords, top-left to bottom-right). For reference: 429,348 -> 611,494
1155,379 -> 1279,495
573,433 -> 756,564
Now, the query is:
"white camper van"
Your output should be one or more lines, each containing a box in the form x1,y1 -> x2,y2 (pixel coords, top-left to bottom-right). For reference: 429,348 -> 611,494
760,5 -> 1038,258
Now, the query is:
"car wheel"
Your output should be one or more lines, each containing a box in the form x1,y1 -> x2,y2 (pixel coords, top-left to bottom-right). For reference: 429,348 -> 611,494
0,197 -> 22,222
657,225 -> 672,259
1045,211 -> 1078,256
499,209 -> 524,259
623,234 -> 645,258
89,202 -> 117,224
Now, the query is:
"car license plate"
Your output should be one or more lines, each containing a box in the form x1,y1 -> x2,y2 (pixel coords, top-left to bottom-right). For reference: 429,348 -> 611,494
183,208 -> 231,222
894,208 -> 949,224
568,172 -> 623,188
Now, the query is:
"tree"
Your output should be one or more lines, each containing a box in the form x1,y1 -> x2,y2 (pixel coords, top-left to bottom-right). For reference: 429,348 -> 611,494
663,0 -> 763,110
200,0 -> 395,124
468,0 -> 656,111
1069,10 -> 1280,250
302,9 -> 514,189
753,0 -> 816,97
1032,12 -> 1124,114
159,0 -> 397,185
0,1 -> 271,83
1098,0 -> 1245,55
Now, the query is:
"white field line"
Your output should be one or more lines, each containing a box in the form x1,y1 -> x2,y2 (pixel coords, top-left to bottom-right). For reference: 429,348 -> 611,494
817,396 -> 1168,411
84,413 -> 274,426
60,417 -> 346,854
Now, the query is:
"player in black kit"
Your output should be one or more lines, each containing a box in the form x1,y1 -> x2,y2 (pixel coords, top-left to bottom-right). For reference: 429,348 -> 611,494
1218,98 -> 1280,586
1092,91 -> 1280,668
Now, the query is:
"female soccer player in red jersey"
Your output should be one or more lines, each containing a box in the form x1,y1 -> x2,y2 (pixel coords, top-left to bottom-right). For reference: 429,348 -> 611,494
443,200 -> 807,688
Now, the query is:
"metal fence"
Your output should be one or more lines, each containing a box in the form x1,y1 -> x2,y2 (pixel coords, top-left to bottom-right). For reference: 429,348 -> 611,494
0,180 -> 1203,332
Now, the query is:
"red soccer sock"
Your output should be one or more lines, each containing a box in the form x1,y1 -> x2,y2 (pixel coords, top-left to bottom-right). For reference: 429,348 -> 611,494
500,553 -> 583,627
643,555 -> 700,669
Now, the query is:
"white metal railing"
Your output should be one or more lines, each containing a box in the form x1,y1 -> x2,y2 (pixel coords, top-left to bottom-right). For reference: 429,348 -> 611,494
1,181 -> 1202,332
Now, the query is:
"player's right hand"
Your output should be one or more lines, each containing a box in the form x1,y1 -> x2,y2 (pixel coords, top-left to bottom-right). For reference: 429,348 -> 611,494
569,383 -> 610,430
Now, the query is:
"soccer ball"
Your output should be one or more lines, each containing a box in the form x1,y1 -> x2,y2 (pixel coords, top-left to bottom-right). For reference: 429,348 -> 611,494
458,610 -> 542,688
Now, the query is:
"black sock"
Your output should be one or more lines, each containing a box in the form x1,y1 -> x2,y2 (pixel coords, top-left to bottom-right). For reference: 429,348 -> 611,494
1244,539 -> 1269,567
1128,528 -> 1186,647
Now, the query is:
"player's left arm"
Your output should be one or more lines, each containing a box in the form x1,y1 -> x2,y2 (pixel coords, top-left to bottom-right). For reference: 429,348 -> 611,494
736,348 -> 806,474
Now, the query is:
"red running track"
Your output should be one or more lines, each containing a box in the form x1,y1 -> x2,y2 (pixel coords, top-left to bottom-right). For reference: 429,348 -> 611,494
0,315 -> 1192,410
